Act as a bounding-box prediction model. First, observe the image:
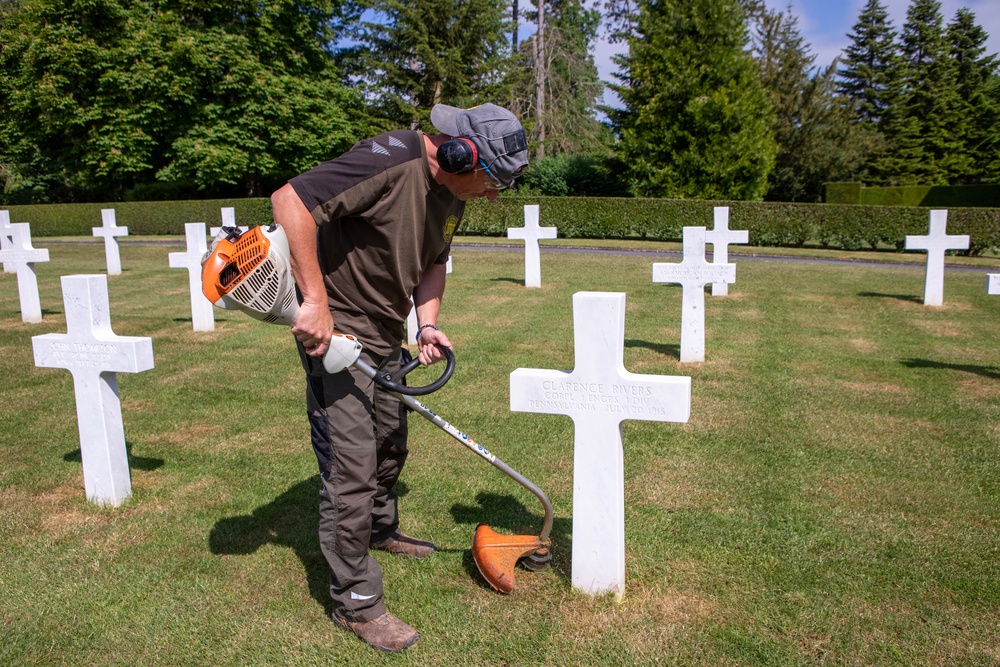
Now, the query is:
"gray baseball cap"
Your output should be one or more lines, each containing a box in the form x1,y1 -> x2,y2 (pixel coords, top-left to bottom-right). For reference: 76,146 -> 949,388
430,103 -> 529,183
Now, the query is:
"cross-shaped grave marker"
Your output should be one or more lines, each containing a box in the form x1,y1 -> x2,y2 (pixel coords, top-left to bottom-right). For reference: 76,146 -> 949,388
32,274 -> 154,506
92,208 -> 129,276
1,209 -> 14,274
507,204 -> 557,288
653,226 -> 735,363
905,210 -> 969,307
705,207 -> 748,297
510,291 -> 691,598
407,257 -> 452,345
0,222 -> 50,323
987,274 -> 999,296
169,222 -> 215,331
209,207 -> 249,239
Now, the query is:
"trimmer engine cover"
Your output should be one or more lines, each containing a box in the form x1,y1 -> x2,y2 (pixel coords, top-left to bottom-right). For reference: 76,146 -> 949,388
201,225 -> 299,326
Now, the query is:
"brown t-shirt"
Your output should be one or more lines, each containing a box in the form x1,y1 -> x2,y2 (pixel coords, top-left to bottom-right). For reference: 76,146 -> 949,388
289,130 -> 464,354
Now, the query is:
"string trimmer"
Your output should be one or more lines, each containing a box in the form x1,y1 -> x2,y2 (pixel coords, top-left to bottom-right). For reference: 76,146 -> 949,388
200,224 -> 552,592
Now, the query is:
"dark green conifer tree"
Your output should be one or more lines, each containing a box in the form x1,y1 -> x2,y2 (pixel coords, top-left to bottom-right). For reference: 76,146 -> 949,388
947,8 -> 1000,183
610,0 -> 775,199
876,0 -> 963,185
837,0 -> 898,128
347,0 -> 511,128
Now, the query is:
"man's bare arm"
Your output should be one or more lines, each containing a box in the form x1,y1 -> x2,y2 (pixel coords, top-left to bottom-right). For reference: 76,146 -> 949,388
271,183 -> 332,357
412,262 -> 453,365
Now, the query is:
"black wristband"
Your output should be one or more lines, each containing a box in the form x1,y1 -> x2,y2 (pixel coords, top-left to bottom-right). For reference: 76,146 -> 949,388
416,323 -> 439,342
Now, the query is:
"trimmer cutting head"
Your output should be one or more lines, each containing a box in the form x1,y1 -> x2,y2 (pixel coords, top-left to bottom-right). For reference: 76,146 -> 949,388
472,524 -> 551,593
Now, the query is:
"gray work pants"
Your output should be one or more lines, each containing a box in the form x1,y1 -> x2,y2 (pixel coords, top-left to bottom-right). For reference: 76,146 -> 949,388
298,342 -> 408,622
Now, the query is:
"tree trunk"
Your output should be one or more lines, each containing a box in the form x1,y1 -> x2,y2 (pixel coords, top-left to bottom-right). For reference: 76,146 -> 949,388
512,0 -> 519,52
534,0 -> 546,159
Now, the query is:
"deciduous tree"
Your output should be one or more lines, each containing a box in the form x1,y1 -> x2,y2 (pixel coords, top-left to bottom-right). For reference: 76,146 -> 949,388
0,0 -> 367,203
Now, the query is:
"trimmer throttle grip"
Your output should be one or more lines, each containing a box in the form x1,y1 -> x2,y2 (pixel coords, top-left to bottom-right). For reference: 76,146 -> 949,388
374,347 -> 455,395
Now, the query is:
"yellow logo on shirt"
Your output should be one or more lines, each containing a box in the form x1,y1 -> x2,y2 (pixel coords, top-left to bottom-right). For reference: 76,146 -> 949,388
443,215 -> 459,243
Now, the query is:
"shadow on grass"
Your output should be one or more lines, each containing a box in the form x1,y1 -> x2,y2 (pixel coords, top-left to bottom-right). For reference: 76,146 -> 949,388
858,291 -> 923,303
208,477 -> 332,615
208,481 -> 570,609
489,277 -> 525,286
901,357 -> 1000,379
451,491 -> 572,588
625,338 -> 681,360
62,440 -> 164,471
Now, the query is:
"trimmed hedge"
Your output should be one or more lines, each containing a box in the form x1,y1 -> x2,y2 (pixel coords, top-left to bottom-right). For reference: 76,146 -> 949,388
2,199 -> 274,236
823,182 -> 1000,208
5,195 -> 999,256
824,182 -> 862,205
464,197 -> 1000,256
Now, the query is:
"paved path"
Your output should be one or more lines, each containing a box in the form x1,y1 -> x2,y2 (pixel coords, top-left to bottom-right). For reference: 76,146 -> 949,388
452,243 -> 996,274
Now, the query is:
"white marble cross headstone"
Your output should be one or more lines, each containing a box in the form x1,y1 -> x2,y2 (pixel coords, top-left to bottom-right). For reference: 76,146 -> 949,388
32,274 -> 154,506
92,208 -> 129,276
705,207 -> 748,297
905,210 -> 969,307
209,207 -> 249,239
407,257 -> 453,345
1,209 -> 14,274
652,226 -> 735,363
169,222 -> 215,331
0,222 -> 50,323
510,292 -> 691,598
987,274 -> 1000,296
507,204 -> 557,288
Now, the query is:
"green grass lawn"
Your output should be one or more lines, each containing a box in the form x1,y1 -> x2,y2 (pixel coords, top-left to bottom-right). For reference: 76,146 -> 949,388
1,241 -> 997,666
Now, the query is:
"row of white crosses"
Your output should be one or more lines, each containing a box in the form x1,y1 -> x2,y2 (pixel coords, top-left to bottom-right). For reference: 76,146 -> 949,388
0,207 -> 239,506
506,205 -> 996,600
4,202 -> 996,591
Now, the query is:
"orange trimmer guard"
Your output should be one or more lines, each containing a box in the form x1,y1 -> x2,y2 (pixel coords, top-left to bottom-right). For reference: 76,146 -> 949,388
472,524 -> 551,593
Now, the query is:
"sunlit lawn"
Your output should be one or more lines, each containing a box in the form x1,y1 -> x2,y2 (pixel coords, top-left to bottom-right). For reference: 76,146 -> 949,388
1,240 -> 998,666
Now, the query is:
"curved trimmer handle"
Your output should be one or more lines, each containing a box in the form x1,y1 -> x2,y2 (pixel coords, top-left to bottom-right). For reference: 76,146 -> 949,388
372,346 -> 455,396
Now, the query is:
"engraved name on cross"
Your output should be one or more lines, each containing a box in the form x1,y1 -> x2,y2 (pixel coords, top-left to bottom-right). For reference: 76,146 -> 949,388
705,207 -> 748,297
169,222 -> 215,331
653,226 -> 735,363
92,208 -> 129,276
32,274 -> 154,506
510,292 -> 691,598
507,204 -> 557,288
905,210 -> 969,307
0,222 -> 50,323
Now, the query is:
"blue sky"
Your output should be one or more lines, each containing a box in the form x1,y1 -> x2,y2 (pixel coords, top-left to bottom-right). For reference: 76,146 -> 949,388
592,0 -> 1000,109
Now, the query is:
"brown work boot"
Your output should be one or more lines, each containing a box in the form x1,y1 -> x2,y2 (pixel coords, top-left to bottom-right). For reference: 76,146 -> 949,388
333,612 -> 419,652
371,530 -> 436,559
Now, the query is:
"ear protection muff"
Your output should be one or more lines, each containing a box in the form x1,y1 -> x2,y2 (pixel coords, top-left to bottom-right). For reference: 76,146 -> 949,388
437,137 -> 478,173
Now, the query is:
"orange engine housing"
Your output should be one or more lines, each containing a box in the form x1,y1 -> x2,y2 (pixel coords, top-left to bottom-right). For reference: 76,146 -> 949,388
201,227 -> 272,304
